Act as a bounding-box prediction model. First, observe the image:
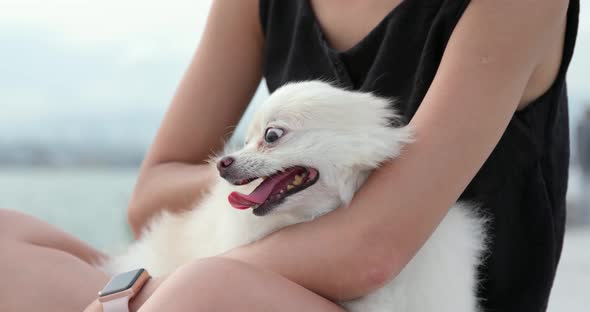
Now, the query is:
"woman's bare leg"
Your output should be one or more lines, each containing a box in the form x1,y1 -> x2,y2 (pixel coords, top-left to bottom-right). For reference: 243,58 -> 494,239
140,257 -> 345,312
0,209 -> 108,312
0,209 -> 345,311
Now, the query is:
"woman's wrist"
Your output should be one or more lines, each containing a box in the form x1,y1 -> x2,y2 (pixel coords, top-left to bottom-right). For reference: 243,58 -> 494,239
83,277 -> 164,312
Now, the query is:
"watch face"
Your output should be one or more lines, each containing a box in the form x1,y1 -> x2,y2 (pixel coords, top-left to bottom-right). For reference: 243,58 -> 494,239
99,269 -> 145,297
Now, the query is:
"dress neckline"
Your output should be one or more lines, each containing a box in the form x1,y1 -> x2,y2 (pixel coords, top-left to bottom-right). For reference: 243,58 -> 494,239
304,0 -> 409,55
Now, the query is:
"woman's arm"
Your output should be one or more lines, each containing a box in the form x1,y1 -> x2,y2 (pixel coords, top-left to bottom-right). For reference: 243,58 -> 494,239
127,0 -> 264,237
222,0 -> 569,301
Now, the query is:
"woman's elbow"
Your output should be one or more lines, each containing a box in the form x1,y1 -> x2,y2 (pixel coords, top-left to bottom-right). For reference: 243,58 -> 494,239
127,192 -> 149,237
361,261 -> 397,292
355,250 -> 401,295
327,255 -> 398,301
332,236 -> 403,300
127,178 -> 164,238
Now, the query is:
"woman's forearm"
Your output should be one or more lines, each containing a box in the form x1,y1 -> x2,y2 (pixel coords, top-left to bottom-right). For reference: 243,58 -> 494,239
221,207 -> 396,301
127,162 -> 216,237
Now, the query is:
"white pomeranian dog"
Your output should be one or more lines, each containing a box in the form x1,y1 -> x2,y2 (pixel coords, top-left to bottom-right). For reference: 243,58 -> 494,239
104,81 -> 487,312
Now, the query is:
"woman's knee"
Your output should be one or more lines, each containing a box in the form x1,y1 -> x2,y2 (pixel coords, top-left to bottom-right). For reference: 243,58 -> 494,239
140,257 -> 344,312
0,208 -> 52,240
138,258 -> 253,311
175,257 -> 260,290
0,208 -> 31,236
0,207 -> 22,222
0,208 -> 105,263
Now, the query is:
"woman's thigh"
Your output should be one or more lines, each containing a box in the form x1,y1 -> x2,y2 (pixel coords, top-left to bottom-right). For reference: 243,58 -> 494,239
140,257 -> 345,312
0,209 -> 108,312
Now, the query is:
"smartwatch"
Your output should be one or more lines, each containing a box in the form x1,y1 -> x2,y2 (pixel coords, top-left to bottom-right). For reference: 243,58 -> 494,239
98,268 -> 151,312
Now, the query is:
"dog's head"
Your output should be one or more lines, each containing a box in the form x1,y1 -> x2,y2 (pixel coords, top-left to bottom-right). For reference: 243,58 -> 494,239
217,81 -> 412,218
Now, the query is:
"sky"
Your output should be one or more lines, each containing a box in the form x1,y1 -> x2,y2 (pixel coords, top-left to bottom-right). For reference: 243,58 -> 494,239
0,0 -> 588,144
0,0 -> 212,117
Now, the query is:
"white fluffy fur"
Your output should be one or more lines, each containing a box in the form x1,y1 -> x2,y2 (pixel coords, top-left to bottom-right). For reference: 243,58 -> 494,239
103,81 -> 486,312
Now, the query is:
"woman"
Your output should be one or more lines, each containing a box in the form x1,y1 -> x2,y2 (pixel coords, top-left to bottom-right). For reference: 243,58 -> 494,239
0,0 -> 578,311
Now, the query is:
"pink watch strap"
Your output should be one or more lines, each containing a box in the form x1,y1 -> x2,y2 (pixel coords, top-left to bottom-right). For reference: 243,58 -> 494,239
101,296 -> 130,312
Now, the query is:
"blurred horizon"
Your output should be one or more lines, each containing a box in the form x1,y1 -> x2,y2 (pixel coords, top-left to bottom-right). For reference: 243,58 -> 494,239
1,0 -> 589,168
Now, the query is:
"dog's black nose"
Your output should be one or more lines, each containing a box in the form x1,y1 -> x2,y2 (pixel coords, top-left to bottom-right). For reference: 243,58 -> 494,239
217,156 -> 235,174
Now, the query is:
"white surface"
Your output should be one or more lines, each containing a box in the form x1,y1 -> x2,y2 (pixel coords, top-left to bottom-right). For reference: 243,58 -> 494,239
547,227 -> 590,311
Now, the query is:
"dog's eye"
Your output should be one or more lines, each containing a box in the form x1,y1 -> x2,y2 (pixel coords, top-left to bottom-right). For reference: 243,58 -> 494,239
264,127 -> 284,143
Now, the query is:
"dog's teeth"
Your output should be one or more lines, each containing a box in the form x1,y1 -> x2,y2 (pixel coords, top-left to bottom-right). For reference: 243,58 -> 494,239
287,184 -> 294,191
293,175 -> 303,186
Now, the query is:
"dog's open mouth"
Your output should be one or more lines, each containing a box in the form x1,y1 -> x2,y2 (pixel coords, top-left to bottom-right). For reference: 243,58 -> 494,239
228,166 -> 319,216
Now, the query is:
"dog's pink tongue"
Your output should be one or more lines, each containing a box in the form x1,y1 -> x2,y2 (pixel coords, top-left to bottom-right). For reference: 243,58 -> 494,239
228,171 -> 291,210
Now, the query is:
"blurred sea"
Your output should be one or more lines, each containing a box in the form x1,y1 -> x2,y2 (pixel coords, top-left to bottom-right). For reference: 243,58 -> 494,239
0,166 -> 588,310
0,167 -> 137,249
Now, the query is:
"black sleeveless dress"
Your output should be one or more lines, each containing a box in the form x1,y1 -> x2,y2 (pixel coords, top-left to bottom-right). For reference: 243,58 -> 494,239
258,0 -> 579,311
